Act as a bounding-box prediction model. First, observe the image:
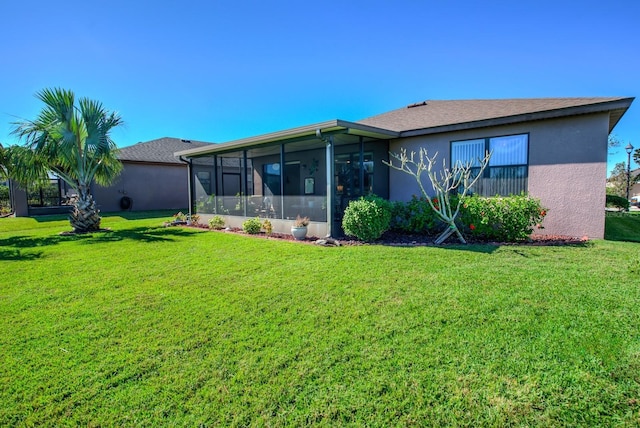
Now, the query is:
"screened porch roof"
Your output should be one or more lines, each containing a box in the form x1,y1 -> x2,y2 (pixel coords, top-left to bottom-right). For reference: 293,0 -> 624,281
174,119 -> 399,158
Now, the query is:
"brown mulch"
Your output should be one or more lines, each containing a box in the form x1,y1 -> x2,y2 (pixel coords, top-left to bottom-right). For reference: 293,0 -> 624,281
184,224 -> 589,247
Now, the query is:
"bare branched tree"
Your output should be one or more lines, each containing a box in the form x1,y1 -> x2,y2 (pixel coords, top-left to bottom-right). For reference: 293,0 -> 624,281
384,148 -> 491,244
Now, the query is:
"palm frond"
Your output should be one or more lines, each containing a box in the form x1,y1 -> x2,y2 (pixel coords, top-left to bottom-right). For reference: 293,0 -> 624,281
9,87 -> 124,191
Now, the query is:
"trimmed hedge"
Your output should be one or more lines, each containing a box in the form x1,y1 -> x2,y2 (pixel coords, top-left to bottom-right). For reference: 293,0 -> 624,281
390,196 -> 442,235
459,195 -> 547,241
606,194 -> 630,211
342,196 -> 392,242
387,194 -> 548,242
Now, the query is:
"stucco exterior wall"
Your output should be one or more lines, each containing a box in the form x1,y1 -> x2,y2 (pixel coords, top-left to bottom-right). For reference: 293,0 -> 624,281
92,162 -> 190,212
388,113 -> 610,238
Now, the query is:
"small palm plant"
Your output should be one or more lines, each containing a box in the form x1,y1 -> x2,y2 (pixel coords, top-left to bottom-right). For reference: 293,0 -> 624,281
10,88 -> 123,233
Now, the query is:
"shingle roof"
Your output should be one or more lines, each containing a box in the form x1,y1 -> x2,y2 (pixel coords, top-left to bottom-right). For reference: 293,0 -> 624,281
118,137 -> 213,164
357,97 -> 633,134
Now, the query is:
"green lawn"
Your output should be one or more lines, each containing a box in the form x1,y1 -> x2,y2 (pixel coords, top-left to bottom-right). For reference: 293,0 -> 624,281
1,213 -> 639,426
605,210 -> 640,242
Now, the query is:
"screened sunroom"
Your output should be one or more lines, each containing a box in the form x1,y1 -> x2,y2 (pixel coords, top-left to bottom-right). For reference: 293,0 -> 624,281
175,120 -> 397,237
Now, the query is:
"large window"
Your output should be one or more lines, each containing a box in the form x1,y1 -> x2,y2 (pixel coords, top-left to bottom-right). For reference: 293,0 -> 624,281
27,177 -> 73,207
451,133 -> 528,196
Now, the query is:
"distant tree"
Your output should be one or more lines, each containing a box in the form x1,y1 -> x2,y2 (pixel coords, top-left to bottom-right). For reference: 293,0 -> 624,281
0,143 -> 7,180
608,134 -> 621,156
607,162 -> 628,198
10,88 -> 123,232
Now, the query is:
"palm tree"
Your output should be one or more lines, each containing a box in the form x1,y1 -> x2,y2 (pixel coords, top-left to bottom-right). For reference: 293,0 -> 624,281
11,88 -> 123,232
0,143 -> 7,180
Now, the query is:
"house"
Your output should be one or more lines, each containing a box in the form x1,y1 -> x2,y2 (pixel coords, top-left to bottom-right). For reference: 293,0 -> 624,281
630,168 -> 640,206
92,137 -> 213,212
632,168 -> 640,196
11,137 -> 213,216
175,97 -> 634,239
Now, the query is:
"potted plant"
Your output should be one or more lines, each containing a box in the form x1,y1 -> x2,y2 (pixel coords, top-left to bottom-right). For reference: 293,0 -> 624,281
171,212 -> 187,226
291,215 -> 310,240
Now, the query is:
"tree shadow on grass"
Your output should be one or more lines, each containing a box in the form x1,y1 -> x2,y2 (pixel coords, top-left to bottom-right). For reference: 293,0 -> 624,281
0,226 -> 197,250
0,248 -> 44,261
85,227 -> 196,244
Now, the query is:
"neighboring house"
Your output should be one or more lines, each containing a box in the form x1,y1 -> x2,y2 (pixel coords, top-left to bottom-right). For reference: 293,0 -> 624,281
92,137 -> 212,212
631,168 -> 640,198
11,137 -> 213,216
176,97 -> 634,239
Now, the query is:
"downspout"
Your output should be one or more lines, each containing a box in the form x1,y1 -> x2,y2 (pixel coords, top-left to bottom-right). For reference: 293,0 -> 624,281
243,150 -> 248,217
213,155 -> 218,214
279,144 -> 285,219
178,156 -> 194,217
316,129 -> 334,237
359,136 -> 365,195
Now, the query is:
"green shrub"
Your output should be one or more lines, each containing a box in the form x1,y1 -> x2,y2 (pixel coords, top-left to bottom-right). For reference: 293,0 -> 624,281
390,195 -> 441,234
606,194 -> 630,211
0,184 -> 10,214
242,217 -> 262,234
459,194 -> 548,242
262,219 -> 273,235
208,215 -> 225,230
342,195 -> 392,242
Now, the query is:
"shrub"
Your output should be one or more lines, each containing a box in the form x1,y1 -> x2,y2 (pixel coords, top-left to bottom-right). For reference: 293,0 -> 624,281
242,217 -> 262,234
262,219 -> 273,235
606,194 -> 630,211
390,195 -> 441,234
342,195 -> 392,242
173,212 -> 187,222
459,194 -> 548,242
209,215 -> 225,230
0,184 -> 10,214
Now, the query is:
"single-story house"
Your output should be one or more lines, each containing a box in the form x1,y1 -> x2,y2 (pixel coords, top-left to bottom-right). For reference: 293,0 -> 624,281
631,168 -> 640,200
175,97 -> 634,239
11,137 -> 213,216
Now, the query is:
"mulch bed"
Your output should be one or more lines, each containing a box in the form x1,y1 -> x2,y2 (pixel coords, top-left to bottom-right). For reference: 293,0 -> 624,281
183,224 -> 589,247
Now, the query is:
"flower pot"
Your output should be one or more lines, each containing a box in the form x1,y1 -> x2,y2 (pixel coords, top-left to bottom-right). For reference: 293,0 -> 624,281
291,226 -> 308,240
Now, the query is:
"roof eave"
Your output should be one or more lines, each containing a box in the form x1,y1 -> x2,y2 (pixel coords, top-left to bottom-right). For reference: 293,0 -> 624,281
175,120 -> 399,157
398,97 -> 635,138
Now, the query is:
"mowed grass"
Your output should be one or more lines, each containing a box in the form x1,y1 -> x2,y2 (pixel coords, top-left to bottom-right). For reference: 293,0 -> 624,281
605,210 -> 640,242
1,213 -> 639,426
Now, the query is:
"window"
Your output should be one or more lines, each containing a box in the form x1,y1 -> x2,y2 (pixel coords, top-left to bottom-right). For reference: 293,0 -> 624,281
335,152 -> 374,197
451,133 -> 528,196
263,163 -> 281,196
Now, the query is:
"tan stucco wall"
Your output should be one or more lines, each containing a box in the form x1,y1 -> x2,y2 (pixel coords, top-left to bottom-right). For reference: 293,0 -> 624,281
388,113 -> 610,238
92,162 -> 190,212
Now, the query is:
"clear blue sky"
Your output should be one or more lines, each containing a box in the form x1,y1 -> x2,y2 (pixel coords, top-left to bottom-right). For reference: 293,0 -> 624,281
1,0 -> 638,175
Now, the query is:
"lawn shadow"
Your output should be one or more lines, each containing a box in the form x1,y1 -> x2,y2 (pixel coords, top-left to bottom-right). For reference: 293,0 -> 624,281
0,248 -> 44,261
30,214 -> 72,223
0,233 -> 91,248
439,243 -> 501,254
379,240 -> 591,254
0,226 -> 198,250
85,226 -> 197,244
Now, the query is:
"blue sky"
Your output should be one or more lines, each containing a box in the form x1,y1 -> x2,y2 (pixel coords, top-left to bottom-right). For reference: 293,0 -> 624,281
1,0 -> 638,174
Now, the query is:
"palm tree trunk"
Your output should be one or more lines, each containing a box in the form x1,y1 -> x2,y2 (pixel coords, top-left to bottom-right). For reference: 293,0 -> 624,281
69,187 -> 101,232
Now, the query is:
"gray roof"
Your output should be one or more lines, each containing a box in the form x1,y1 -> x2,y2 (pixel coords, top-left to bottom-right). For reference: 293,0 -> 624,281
118,137 -> 213,164
176,97 -> 634,158
357,97 -> 634,135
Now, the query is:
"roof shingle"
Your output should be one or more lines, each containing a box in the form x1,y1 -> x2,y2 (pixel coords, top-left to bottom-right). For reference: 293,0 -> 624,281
117,137 -> 213,164
357,97 -> 632,133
